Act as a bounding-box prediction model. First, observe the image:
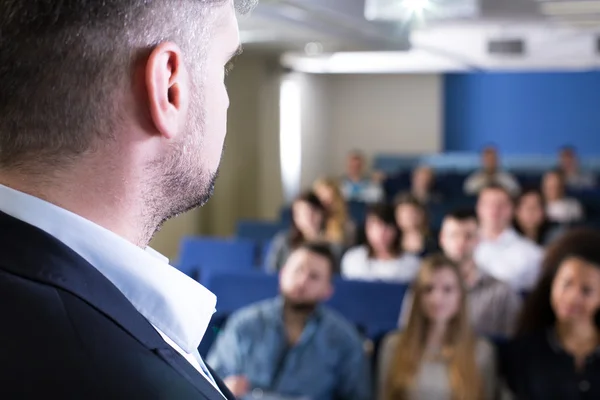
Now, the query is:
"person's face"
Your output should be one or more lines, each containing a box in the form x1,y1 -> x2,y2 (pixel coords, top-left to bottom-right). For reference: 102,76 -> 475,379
154,5 -> 240,222
516,192 -> 545,229
543,172 -> 564,201
477,189 -> 513,232
314,184 -> 335,209
420,267 -> 462,324
280,249 -> 333,306
482,149 -> 498,172
551,257 -> 600,327
560,150 -> 577,172
413,167 -> 434,191
347,154 -> 364,177
293,200 -> 323,235
365,215 -> 396,254
395,203 -> 424,231
440,218 -> 479,264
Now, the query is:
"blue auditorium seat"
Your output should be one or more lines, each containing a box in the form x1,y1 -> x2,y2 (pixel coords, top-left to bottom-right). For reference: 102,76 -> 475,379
204,270 -> 279,317
236,220 -> 282,243
327,278 -> 408,338
203,270 -> 408,339
177,237 -> 257,280
347,201 -> 368,224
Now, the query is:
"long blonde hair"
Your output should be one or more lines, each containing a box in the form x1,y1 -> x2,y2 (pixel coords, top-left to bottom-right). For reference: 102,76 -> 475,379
313,177 -> 349,243
385,254 -> 482,400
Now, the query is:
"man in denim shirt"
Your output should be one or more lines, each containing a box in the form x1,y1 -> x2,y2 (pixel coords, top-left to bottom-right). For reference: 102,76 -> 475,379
207,242 -> 370,400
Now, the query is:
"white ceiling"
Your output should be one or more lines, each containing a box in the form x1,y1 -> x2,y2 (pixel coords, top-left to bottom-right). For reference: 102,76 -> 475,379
239,0 -> 600,72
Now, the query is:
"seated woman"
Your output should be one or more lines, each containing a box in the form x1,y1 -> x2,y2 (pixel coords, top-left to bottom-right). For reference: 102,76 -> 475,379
266,191 -> 339,272
542,169 -> 584,225
394,194 -> 438,257
341,203 -> 420,283
313,177 -> 357,247
513,188 -> 563,246
501,228 -> 600,399
378,254 -> 498,400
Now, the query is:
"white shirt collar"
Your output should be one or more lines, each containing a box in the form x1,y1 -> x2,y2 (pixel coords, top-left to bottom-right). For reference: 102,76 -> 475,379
0,184 -> 215,354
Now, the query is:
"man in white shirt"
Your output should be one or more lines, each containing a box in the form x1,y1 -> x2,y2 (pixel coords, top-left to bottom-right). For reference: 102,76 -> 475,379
0,1 -> 255,398
474,184 -> 544,291
464,146 -> 521,196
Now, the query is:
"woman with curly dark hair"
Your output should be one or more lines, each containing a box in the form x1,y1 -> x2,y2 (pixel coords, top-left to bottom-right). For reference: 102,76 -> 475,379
501,228 -> 600,399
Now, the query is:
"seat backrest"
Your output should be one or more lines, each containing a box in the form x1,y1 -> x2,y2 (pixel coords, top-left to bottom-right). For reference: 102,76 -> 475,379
203,270 -> 279,317
236,220 -> 283,243
327,279 -> 408,338
177,237 -> 257,278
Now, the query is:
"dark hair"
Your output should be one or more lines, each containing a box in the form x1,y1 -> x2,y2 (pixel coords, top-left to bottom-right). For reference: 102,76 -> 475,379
289,191 -> 327,248
295,241 -> 338,277
478,183 -> 514,203
365,203 -> 402,258
445,208 -> 478,224
516,228 -> 600,336
394,194 -> 430,234
513,188 -> 553,245
0,0 -> 255,169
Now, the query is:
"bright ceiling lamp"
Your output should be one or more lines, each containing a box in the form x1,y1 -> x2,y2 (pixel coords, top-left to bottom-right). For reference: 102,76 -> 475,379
365,0 -> 478,22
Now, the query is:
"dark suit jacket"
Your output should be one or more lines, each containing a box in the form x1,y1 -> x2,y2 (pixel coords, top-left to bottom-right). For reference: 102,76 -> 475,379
0,211 -> 235,400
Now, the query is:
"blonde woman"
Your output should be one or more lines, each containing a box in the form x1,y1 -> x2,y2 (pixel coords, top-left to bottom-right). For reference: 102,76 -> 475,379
313,177 -> 356,247
378,254 -> 498,400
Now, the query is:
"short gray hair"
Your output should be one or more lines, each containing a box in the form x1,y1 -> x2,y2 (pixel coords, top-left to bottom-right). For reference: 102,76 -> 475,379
0,0 -> 256,169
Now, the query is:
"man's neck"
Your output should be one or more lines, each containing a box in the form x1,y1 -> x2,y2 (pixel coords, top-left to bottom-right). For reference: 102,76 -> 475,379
0,162 -> 150,247
480,226 -> 507,241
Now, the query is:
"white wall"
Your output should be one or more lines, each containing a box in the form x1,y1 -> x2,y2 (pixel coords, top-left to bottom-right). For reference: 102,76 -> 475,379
326,74 -> 442,175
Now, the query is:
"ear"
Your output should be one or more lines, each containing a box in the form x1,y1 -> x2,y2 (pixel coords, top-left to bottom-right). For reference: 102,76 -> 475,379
145,42 -> 190,139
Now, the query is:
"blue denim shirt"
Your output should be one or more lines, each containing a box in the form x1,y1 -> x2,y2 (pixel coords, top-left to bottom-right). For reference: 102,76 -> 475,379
207,297 -> 371,400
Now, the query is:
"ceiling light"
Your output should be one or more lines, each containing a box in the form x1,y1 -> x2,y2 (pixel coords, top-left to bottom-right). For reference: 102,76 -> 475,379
404,0 -> 431,14
540,0 -> 600,15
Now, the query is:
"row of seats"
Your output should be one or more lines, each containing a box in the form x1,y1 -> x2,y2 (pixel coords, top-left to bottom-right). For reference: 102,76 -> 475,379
197,269 -> 410,357
373,153 -> 600,175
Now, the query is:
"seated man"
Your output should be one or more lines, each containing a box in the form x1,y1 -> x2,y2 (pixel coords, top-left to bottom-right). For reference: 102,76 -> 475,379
340,150 -> 384,203
399,210 -> 522,337
207,242 -> 370,400
464,146 -> 520,196
558,145 -> 596,190
474,184 -> 543,291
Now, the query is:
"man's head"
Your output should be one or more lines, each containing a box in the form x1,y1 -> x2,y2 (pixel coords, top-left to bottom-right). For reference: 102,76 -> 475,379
412,166 -> 435,193
346,150 -> 365,179
476,184 -> 514,234
559,146 -> 578,174
481,146 -> 499,173
0,0 -> 255,243
279,242 -> 335,311
440,210 -> 479,265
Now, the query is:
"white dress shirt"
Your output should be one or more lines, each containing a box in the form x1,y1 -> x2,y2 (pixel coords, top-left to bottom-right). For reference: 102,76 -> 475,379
341,245 -> 421,283
0,184 -> 222,394
474,228 -> 543,291
546,198 -> 584,224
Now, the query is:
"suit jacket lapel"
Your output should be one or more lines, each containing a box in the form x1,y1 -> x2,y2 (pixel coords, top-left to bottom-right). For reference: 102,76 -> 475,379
0,211 -> 228,399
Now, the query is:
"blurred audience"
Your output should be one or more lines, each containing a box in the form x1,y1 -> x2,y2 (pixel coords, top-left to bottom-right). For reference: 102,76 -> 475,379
267,192 -> 341,272
513,188 -> 563,246
340,150 -> 384,203
399,210 -> 522,337
313,177 -> 357,247
407,166 -> 443,205
464,146 -> 520,196
379,255 -> 498,400
208,243 -> 370,400
502,229 -> 600,399
394,194 -> 438,257
558,146 -> 596,190
474,184 -> 543,291
341,204 -> 420,283
542,169 -> 584,225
